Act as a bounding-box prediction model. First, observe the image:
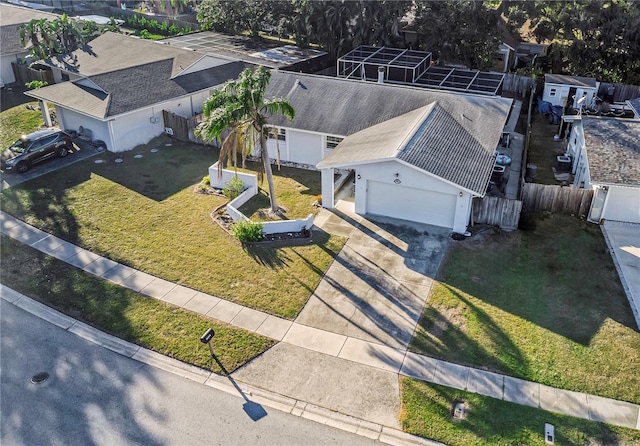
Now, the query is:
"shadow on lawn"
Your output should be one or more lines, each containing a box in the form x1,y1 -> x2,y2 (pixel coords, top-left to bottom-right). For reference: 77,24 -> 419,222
461,217 -> 636,344
400,377 -> 627,446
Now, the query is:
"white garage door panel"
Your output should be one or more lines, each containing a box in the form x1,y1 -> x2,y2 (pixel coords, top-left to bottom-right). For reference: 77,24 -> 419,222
603,187 -> 640,223
366,181 -> 456,228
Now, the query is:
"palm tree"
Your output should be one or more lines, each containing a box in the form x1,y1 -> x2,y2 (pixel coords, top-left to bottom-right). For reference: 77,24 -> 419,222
195,66 -> 295,213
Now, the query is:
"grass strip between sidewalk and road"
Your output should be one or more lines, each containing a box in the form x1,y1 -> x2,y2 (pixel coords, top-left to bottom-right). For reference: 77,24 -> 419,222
1,235 -> 275,374
400,377 -> 640,446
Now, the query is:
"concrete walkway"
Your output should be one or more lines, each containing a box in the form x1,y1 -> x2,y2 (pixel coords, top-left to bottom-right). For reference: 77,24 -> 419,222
1,209 -> 639,432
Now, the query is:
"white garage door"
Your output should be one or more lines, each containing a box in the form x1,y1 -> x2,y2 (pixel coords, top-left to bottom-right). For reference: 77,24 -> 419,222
366,181 -> 457,228
603,187 -> 640,224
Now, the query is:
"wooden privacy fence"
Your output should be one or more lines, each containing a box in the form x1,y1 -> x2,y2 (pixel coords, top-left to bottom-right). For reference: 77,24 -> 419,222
597,82 -> 640,103
162,111 -> 209,145
502,73 -> 537,97
521,183 -> 593,216
11,63 -> 54,85
472,196 -> 522,230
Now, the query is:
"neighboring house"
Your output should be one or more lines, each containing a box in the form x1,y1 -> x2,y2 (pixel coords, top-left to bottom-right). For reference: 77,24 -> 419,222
542,74 -> 599,109
263,71 -> 512,233
0,3 -> 58,86
566,116 -> 640,224
25,32 -> 253,152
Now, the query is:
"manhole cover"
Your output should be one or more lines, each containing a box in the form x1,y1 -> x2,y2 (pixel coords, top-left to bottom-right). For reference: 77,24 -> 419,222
94,159 -> 104,164
150,148 -> 159,153
134,154 -> 143,159
31,372 -> 49,384
115,158 -> 123,163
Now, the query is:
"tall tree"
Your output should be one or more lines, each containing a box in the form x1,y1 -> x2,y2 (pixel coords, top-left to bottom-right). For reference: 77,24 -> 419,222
196,0 -> 272,37
195,67 -> 295,213
412,1 -> 503,69
19,15 -> 87,59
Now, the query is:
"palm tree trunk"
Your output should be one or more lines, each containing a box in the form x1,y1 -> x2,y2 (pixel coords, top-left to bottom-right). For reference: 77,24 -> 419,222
260,134 -> 279,213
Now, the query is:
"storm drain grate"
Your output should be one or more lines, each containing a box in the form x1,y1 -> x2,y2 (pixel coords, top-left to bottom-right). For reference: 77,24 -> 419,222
31,372 -> 49,384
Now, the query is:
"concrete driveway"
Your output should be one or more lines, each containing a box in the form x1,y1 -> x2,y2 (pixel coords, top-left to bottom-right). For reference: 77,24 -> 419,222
602,221 -> 640,329
296,202 -> 450,349
1,138 -> 104,190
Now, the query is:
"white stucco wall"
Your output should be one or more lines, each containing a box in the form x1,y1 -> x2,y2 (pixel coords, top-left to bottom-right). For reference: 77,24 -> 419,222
543,83 -> 598,108
1,54 -> 20,85
56,107 -> 111,148
265,128 -> 324,166
108,106 -> 165,152
353,160 -> 473,232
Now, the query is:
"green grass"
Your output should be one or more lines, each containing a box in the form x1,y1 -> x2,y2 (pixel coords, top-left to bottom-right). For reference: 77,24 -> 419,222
238,166 -> 321,221
0,235 -> 275,374
526,116 -> 571,185
0,135 -> 344,319
400,377 -> 640,446
0,102 -> 44,148
410,214 -> 640,404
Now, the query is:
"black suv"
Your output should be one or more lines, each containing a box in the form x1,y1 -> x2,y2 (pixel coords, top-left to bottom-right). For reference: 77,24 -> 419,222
1,129 -> 73,174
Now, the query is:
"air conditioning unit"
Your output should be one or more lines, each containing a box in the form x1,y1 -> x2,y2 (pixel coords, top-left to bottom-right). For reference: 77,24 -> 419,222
556,155 -> 571,173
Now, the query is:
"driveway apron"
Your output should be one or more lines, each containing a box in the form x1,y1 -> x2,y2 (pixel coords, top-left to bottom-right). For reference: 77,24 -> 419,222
296,206 -> 450,350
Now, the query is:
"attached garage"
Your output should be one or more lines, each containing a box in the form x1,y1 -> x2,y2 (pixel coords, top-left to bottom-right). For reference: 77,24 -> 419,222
366,181 -> 456,228
569,118 -> 640,225
318,98 -> 512,234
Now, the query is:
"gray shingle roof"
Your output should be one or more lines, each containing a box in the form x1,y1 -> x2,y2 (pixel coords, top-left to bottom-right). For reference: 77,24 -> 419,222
1,4 -> 59,56
26,59 -> 251,118
583,117 -> 640,186
281,72 -> 511,195
317,105 -> 431,168
544,74 -> 597,88
43,31 -> 207,77
265,71 -> 511,147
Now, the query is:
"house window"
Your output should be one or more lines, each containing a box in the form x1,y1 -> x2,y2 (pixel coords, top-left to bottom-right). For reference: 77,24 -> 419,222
326,135 -> 343,150
265,127 -> 286,141
549,88 -> 557,97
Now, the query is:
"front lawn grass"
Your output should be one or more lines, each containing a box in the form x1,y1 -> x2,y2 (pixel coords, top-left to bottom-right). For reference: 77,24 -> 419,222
0,136 -> 344,319
400,377 -> 640,446
0,101 -> 44,148
410,214 -> 640,404
0,236 -> 275,374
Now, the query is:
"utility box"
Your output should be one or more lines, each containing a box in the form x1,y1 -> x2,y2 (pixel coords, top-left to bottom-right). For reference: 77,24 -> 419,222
544,423 -> 555,444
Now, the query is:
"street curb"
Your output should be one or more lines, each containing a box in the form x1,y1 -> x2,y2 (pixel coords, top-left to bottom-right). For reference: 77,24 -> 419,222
0,287 -> 442,446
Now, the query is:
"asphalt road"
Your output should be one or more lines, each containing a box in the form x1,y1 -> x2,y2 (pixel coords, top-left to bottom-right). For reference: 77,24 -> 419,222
0,300 -> 380,446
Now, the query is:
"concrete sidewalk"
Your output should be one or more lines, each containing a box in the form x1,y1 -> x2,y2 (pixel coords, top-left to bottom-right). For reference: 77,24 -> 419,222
1,210 -> 639,432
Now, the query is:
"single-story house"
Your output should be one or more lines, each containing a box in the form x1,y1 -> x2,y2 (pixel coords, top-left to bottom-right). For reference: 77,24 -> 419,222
25,32 -> 253,152
262,71 -> 512,233
542,74 -> 599,109
566,116 -> 640,224
0,3 -> 59,86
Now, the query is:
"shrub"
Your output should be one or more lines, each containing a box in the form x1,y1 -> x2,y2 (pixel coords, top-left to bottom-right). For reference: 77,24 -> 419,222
222,176 -> 244,200
230,221 -> 263,242
169,24 -> 180,35
139,29 -> 152,39
202,175 -> 211,186
25,80 -> 48,89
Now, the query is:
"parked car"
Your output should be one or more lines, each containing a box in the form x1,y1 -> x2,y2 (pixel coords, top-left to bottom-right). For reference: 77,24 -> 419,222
1,129 -> 73,174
